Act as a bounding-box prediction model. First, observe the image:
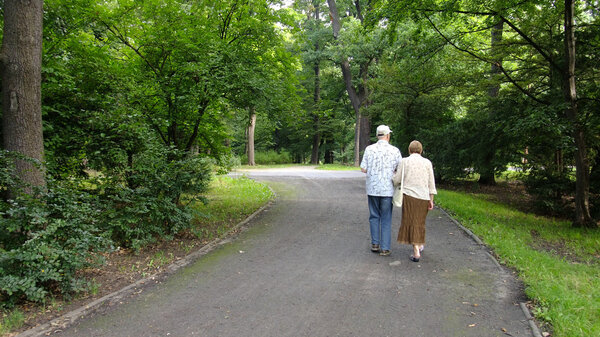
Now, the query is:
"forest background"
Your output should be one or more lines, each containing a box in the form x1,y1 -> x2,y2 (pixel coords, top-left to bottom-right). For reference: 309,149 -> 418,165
0,0 -> 599,335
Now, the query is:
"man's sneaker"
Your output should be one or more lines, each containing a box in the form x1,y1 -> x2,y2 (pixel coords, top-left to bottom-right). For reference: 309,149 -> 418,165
379,250 -> 391,256
371,244 -> 380,252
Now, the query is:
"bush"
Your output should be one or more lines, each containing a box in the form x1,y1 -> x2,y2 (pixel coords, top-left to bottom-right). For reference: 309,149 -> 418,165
0,145 -> 213,305
524,168 -> 575,217
241,150 -> 292,165
97,147 -> 212,251
0,151 -> 111,306
214,153 -> 241,175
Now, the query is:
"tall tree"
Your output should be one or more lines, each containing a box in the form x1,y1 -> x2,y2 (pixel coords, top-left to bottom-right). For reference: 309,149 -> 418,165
246,108 -> 257,166
327,0 -> 376,166
562,0 -> 592,226
478,18 -> 504,186
310,0 -> 323,164
1,0 -> 46,192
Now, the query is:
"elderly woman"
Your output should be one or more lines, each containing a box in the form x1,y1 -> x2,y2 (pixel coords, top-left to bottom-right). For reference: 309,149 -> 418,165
393,140 -> 437,262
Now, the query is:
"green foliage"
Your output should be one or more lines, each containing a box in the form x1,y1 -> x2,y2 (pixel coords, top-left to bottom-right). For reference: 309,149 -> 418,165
524,168 -> 575,218
0,138 -> 213,304
436,190 -> 600,337
0,309 -> 25,334
98,147 -> 212,251
241,150 -> 293,165
0,152 -> 111,305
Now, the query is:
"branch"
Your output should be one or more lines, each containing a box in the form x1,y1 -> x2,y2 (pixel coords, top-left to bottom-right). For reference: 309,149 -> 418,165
417,4 -> 562,73
418,8 -> 495,16
100,19 -> 161,78
185,100 -> 209,152
354,0 -> 364,23
142,108 -> 168,146
425,15 -> 548,105
498,15 -> 562,72
219,2 -> 238,40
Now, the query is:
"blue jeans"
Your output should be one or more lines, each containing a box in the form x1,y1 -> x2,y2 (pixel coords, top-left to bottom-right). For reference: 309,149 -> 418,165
368,195 -> 393,251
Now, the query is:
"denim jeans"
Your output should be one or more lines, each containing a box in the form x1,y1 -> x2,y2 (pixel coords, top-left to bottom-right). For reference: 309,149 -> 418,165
367,195 -> 393,251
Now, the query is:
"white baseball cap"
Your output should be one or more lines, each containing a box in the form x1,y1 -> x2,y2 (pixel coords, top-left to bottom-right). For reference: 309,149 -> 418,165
376,125 -> 392,136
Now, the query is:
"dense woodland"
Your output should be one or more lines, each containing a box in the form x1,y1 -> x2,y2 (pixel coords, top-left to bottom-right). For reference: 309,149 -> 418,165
0,0 -> 599,307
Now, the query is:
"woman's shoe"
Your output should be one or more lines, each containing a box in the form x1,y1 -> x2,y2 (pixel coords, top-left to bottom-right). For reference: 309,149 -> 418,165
409,255 -> 420,262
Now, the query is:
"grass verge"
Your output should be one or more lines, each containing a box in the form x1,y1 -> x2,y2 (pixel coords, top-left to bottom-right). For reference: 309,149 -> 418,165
189,175 -> 274,240
234,164 -> 308,170
0,310 -> 25,335
436,189 -> 600,337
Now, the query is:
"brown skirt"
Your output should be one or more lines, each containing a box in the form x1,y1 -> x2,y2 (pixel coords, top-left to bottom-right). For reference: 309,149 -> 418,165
397,194 -> 429,245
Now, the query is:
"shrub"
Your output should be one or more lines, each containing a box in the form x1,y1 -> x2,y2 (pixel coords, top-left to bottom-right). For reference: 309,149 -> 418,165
241,150 -> 292,165
524,168 -> 575,217
97,147 -> 212,251
0,152 -> 111,306
214,153 -> 241,175
0,145 -> 213,305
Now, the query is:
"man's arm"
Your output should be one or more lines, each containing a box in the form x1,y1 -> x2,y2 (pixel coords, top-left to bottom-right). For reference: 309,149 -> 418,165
360,148 -> 369,173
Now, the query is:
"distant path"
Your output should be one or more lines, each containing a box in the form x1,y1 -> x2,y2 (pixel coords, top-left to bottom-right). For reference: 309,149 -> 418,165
56,167 -> 533,337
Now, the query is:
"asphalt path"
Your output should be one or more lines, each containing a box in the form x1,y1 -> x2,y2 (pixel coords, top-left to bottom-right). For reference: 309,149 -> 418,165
54,167 -> 534,337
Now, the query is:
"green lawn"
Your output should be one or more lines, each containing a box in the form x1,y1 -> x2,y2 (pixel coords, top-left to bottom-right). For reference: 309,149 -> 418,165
189,175 -> 274,240
436,189 -> 600,337
235,164 -> 309,169
234,163 -> 360,171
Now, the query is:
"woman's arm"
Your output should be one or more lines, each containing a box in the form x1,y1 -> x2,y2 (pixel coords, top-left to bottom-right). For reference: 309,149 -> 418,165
392,160 -> 403,186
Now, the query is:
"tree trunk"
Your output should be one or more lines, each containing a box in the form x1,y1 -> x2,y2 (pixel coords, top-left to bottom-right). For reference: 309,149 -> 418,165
359,114 -> 370,154
479,19 -> 504,186
563,0 -> 594,227
1,0 -> 46,193
358,65 -> 371,154
310,114 -> 321,164
247,109 -> 257,166
324,135 -> 334,164
310,4 -> 321,165
354,111 -> 361,167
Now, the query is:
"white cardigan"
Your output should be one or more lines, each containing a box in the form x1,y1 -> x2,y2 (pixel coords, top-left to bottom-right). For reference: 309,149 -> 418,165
393,153 -> 437,201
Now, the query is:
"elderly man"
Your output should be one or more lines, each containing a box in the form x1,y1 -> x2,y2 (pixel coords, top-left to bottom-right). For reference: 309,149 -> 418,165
360,125 -> 402,256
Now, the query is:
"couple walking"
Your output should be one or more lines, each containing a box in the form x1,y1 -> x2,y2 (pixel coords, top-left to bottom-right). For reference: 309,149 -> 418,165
360,125 -> 437,262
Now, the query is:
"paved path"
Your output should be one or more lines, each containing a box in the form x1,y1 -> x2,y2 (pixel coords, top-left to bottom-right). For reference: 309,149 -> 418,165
54,168 -> 533,337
